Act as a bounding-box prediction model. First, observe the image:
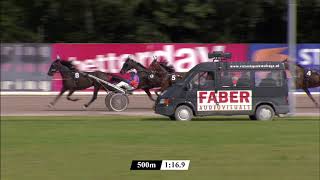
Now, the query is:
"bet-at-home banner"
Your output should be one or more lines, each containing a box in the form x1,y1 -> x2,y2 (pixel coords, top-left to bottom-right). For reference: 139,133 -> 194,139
51,43 -> 248,91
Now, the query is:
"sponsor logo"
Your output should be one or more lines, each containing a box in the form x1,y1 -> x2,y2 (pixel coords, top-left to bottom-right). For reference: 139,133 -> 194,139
299,48 -> 320,66
197,90 -> 252,111
252,46 -> 320,67
67,45 -> 227,73
252,47 -> 288,62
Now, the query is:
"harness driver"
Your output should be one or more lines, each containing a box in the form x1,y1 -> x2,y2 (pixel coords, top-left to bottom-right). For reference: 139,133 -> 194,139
116,71 -> 139,93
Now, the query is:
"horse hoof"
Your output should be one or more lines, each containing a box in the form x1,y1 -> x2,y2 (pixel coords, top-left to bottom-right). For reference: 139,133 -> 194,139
67,98 -> 80,102
82,105 -> 87,110
48,103 -> 54,108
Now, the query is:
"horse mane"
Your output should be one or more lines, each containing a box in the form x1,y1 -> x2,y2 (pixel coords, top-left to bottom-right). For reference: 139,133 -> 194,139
158,60 -> 175,73
60,60 -> 77,70
132,59 -> 147,69
283,59 -> 306,70
295,63 -> 305,69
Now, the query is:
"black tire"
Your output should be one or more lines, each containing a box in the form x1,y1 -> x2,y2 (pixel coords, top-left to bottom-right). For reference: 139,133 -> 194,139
255,105 -> 275,121
106,93 -> 129,112
249,115 -> 257,120
105,92 -> 114,110
174,105 -> 193,121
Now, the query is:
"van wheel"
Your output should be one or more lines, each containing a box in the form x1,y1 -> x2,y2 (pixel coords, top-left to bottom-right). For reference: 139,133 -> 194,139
249,115 -> 257,120
174,105 -> 193,121
255,105 -> 275,121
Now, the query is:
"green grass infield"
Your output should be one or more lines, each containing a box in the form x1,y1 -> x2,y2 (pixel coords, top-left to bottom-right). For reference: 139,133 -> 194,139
1,116 -> 319,180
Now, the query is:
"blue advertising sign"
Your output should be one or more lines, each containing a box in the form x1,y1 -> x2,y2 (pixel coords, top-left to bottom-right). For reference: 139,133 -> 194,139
249,44 -> 320,92
249,43 -> 320,71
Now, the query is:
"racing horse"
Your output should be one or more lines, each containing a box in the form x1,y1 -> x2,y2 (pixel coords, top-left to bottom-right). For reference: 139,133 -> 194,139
120,57 -> 166,101
47,57 -> 126,109
283,59 -> 320,107
148,58 -> 184,95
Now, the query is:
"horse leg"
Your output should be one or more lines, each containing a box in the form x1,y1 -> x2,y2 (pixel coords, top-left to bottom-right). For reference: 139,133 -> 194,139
66,90 -> 80,101
83,85 -> 99,109
303,87 -> 319,107
154,89 -> 160,96
154,81 -> 166,97
144,89 -> 156,101
49,88 -> 67,107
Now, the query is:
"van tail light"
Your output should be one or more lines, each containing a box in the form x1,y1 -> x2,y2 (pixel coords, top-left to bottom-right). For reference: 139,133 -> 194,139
159,98 -> 171,106
164,99 -> 170,106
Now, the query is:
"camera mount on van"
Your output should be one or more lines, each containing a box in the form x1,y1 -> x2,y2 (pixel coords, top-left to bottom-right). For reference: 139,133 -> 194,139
208,51 -> 232,61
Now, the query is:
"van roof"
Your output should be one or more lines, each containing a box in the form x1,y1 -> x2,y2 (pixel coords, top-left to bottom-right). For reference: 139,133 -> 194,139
192,61 -> 286,72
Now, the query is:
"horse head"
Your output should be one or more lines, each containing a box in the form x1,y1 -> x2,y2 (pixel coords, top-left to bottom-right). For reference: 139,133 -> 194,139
48,55 -> 76,76
120,57 -> 132,74
282,59 -> 289,69
120,57 -> 145,74
149,58 -> 175,73
47,58 -> 62,76
149,57 -> 161,71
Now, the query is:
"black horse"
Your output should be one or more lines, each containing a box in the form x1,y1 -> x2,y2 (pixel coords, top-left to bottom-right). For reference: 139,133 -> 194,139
47,57 -> 125,109
119,57 -> 166,101
283,59 -> 320,107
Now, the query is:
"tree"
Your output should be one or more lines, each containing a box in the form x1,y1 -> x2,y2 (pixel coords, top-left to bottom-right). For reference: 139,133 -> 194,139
1,0 -> 319,43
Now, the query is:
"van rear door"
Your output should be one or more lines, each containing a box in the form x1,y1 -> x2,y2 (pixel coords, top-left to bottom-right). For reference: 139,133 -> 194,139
253,70 -> 288,108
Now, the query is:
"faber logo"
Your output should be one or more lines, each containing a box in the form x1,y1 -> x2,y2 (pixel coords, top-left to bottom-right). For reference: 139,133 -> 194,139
197,90 -> 252,111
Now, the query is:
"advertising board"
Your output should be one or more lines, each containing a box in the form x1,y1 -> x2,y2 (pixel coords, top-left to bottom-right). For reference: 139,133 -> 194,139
1,43 -> 52,91
52,43 -> 248,91
249,44 -> 320,92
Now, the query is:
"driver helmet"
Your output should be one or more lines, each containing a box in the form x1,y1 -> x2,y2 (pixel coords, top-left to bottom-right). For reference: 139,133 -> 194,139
128,71 -> 136,78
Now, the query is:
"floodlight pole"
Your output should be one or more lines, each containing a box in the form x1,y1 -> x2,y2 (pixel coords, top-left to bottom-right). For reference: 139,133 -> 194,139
288,0 -> 297,115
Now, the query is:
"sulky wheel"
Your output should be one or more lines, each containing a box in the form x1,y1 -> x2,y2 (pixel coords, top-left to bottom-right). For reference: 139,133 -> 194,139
104,92 -> 114,110
105,93 -> 129,112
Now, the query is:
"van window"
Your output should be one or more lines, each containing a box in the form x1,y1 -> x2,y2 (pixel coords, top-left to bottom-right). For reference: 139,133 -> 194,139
190,71 -> 215,89
255,71 -> 282,87
220,71 -> 250,87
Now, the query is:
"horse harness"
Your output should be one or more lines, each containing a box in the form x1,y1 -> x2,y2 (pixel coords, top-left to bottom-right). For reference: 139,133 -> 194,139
60,68 -> 93,86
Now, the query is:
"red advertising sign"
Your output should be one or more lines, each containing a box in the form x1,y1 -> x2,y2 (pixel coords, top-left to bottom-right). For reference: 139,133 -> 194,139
52,43 -> 248,91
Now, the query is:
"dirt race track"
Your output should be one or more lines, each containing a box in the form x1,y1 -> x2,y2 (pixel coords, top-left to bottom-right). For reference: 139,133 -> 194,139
1,94 -> 319,117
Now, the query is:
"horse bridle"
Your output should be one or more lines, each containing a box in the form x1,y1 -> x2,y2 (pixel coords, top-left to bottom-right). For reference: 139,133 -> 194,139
125,60 -> 154,76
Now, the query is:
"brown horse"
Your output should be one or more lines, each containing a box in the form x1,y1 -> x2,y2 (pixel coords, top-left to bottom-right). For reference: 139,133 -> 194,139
283,59 -> 320,107
149,59 -> 184,95
119,57 -> 163,101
